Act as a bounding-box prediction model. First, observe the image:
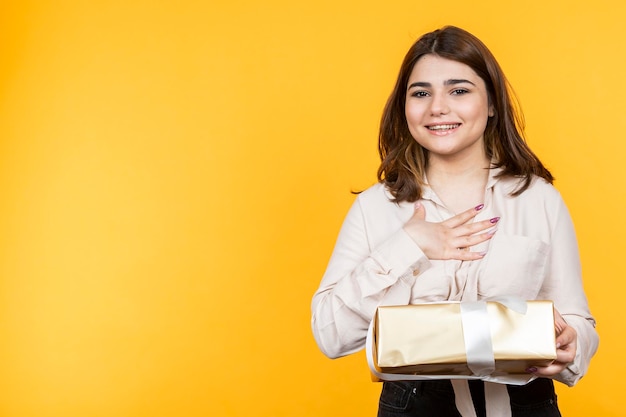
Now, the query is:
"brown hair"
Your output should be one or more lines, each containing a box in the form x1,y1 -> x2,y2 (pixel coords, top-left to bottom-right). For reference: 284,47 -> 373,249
378,26 -> 553,202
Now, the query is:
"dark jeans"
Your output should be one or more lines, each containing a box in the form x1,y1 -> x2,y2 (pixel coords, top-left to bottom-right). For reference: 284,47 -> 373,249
377,378 -> 561,417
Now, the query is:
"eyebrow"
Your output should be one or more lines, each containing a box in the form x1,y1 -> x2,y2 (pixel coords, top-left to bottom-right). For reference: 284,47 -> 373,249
407,79 -> 477,89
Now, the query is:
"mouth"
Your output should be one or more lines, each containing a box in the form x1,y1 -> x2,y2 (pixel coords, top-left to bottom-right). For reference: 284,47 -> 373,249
427,123 -> 461,131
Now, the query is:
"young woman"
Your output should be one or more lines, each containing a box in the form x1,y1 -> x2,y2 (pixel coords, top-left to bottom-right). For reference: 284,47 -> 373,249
311,26 -> 598,417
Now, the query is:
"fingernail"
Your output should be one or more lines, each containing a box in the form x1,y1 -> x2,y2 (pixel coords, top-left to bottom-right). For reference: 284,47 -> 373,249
414,202 -> 421,210
556,342 -> 561,349
475,204 -> 484,211
489,217 -> 500,224
477,251 -> 487,257
526,367 -> 537,373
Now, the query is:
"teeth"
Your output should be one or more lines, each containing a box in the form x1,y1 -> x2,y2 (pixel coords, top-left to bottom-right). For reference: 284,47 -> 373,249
428,124 -> 459,131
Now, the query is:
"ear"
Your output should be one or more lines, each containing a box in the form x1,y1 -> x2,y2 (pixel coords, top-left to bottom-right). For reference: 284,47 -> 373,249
487,95 -> 495,117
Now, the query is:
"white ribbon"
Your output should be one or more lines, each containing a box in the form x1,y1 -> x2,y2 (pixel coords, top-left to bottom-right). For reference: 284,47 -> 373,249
460,296 -> 527,378
460,301 -> 496,377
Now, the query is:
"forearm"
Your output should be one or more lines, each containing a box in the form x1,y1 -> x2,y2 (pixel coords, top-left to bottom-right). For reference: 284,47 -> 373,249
541,196 -> 599,385
312,226 -> 430,358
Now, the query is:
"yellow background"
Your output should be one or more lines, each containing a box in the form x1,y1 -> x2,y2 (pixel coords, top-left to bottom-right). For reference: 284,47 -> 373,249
0,1 -> 623,416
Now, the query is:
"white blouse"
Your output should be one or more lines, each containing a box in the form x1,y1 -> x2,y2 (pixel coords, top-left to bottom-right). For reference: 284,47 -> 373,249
311,168 -> 598,388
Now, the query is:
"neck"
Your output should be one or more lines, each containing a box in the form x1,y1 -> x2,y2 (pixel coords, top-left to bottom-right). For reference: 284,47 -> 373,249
425,153 -> 491,214
426,153 -> 490,183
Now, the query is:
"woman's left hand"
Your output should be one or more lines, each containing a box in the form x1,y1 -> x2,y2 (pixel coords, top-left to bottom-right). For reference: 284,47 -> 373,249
527,309 -> 577,377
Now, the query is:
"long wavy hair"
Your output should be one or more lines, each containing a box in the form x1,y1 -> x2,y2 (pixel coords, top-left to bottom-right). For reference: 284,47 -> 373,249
378,26 -> 553,202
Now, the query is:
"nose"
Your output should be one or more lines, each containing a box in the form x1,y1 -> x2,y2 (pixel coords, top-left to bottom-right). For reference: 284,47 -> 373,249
429,93 -> 450,116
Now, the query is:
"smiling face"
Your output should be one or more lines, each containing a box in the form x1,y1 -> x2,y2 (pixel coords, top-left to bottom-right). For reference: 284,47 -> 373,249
405,54 -> 494,165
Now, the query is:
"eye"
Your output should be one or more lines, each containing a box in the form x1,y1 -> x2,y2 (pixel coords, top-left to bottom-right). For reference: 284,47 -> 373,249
410,90 -> 429,98
451,88 -> 469,95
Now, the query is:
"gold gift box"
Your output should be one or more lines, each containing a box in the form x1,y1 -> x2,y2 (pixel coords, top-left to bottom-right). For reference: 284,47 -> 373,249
372,301 -> 557,378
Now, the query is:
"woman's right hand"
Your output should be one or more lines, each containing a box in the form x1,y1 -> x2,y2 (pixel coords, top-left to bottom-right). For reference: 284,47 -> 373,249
403,202 -> 498,261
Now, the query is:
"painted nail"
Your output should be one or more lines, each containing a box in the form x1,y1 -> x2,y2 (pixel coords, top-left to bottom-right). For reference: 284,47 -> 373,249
489,217 -> 500,224
475,204 -> 484,211
526,367 -> 537,373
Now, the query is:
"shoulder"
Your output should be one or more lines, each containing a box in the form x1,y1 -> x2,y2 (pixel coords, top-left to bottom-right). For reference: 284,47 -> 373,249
355,182 -> 403,208
494,175 -> 570,224
343,182 -> 413,242
497,175 -> 563,203
350,182 -> 413,220
356,182 -> 390,200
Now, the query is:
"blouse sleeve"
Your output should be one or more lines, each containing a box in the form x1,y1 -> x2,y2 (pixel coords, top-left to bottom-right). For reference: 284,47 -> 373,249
311,194 -> 431,359
538,192 -> 599,386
